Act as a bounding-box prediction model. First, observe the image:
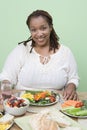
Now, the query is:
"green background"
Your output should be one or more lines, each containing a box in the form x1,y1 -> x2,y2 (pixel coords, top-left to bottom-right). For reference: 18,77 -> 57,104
0,0 -> 87,91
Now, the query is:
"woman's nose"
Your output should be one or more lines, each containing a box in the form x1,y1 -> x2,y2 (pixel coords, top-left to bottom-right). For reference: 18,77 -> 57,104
36,30 -> 43,36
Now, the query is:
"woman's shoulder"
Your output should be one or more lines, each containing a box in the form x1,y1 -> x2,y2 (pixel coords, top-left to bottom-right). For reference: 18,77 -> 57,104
60,44 -> 72,53
60,44 -> 71,51
58,44 -> 73,58
12,41 -> 32,53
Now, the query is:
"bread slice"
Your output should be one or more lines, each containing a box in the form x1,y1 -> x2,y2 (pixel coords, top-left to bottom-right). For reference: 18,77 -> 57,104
0,113 -> 14,124
38,115 -> 60,130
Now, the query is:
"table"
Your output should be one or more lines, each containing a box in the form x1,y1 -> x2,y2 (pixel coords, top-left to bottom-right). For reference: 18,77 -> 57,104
1,91 -> 87,130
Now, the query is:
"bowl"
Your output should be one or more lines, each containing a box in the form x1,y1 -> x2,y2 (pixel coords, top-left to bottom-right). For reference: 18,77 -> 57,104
3,96 -> 30,116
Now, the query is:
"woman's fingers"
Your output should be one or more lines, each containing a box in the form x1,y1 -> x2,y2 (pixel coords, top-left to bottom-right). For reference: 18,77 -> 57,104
63,90 -> 78,100
63,91 -> 71,100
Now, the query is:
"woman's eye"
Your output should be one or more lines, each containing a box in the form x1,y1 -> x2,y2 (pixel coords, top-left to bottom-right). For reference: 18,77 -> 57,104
41,27 -> 47,30
30,29 -> 36,32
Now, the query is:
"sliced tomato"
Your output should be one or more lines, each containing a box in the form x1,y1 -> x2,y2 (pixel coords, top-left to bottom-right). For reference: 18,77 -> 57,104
49,95 -> 56,103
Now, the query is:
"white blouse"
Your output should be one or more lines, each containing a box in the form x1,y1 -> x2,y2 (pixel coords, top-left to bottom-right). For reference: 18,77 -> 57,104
0,41 -> 79,90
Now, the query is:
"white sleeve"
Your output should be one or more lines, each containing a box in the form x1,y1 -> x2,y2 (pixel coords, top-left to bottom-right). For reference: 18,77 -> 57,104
0,44 -> 27,84
66,49 -> 79,87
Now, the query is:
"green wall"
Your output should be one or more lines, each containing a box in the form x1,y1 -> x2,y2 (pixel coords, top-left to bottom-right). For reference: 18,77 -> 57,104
0,0 -> 87,91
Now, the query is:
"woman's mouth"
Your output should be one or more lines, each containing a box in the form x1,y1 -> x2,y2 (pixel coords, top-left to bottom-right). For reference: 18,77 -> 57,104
36,37 -> 45,42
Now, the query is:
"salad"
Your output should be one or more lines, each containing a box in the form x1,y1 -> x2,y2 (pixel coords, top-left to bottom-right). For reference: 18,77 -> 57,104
61,100 -> 87,117
21,90 -> 58,106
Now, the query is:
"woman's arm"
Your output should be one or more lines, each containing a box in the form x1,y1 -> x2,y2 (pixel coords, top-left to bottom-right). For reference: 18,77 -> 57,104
63,48 -> 79,100
0,44 -> 27,85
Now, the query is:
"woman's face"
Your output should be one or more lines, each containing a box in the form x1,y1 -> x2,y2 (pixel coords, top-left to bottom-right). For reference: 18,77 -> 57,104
29,16 -> 52,47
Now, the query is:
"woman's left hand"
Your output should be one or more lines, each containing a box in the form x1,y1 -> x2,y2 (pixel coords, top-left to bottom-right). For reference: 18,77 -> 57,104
63,83 -> 78,100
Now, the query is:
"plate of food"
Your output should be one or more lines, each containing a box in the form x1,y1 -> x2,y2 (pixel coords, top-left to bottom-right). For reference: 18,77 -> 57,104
21,90 -> 60,106
0,113 -> 14,130
60,99 -> 87,118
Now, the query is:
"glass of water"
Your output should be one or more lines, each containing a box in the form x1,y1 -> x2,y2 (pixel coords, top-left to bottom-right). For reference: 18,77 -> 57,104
0,81 -> 13,102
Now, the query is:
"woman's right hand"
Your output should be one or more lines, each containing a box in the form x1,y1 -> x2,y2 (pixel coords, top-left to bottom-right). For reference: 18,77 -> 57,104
1,80 -> 11,84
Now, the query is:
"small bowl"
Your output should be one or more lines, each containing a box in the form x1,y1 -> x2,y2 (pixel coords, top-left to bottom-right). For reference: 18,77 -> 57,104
3,97 -> 30,116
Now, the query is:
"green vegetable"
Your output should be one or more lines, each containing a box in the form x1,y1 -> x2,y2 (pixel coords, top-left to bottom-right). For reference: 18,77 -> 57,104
62,106 -> 74,111
62,106 -> 82,115
29,99 -> 35,103
76,110 -> 87,116
26,90 -> 43,94
65,107 -> 81,115
67,107 -> 81,113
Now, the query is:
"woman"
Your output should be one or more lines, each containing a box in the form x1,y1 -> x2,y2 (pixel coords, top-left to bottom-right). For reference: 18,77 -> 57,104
0,10 -> 79,100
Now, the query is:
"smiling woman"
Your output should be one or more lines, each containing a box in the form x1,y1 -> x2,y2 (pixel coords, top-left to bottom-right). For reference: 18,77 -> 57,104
0,10 -> 79,100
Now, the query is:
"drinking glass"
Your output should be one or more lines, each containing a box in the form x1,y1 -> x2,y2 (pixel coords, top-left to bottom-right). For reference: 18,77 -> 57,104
0,82 -> 13,102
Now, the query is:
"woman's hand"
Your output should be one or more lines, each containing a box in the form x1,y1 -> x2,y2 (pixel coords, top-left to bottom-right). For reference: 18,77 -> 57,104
1,80 -> 11,84
63,83 -> 79,100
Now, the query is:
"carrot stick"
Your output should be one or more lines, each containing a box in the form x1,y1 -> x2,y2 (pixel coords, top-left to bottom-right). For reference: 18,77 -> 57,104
61,100 -> 84,108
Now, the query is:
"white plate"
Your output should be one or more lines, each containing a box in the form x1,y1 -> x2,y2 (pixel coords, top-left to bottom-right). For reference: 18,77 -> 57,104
21,90 -> 60,106
6,121 -> 14,130
60,110 -> 87,119
0,121 -> 14,130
